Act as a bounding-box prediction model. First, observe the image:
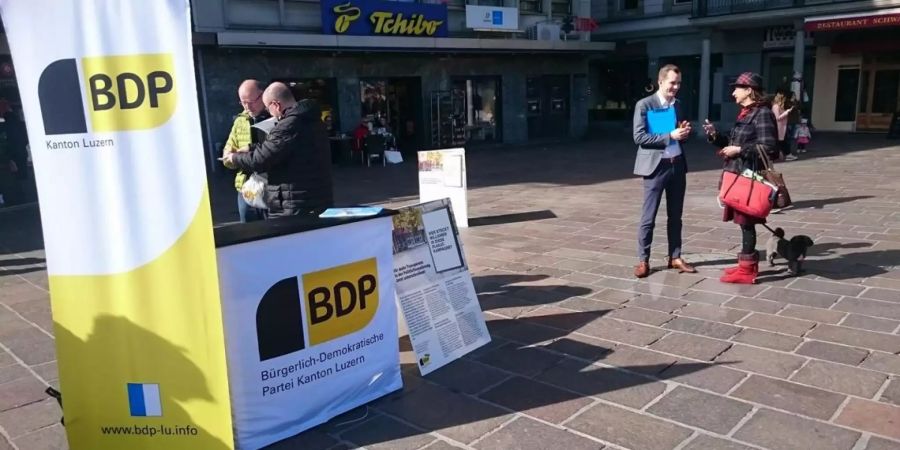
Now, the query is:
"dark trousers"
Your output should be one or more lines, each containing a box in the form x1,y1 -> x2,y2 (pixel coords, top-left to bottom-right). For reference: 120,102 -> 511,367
637,157 -> 686,261
777,139 -> 791,157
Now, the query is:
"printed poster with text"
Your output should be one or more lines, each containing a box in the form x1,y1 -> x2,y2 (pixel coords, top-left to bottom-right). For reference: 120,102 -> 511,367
418,148 -> 468,227
392,199 -> 490,375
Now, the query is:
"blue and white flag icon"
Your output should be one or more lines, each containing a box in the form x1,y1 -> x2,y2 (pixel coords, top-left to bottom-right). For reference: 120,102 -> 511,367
127,383 -> 162,417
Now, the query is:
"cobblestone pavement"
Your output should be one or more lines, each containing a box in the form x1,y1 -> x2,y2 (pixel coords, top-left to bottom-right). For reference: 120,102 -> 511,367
2,132 -> 900,449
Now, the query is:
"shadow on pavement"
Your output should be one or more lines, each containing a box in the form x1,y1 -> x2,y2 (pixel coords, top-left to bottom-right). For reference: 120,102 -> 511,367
806,241 -> 875,257
804,249 -> 900,281
266,268 -> 726,448
0,266 -> 46,277
0,257 -> 46,267
0,206 -> 43,256
469,210 -> 558,227
271,299 -> 723,448
785,195 -> 876,210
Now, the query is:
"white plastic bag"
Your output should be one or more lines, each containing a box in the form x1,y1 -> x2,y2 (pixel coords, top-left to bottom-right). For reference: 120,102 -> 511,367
385,150 -> 403,164
240,173 -> 268,210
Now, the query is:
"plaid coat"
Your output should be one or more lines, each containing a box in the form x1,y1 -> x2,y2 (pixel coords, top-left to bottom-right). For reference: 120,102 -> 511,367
709,105 -> 778,174
710,104 -> 779,225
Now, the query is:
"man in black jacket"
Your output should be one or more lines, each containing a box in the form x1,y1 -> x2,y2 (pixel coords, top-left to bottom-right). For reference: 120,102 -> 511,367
224,82 -> 334,217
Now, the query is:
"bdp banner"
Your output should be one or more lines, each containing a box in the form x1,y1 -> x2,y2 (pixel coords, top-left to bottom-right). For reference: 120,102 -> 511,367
217,217 -> 402,450
0,1 -> 234,449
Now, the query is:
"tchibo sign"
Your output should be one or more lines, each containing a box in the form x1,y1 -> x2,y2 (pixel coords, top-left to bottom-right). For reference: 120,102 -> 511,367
217,217 -> 402,450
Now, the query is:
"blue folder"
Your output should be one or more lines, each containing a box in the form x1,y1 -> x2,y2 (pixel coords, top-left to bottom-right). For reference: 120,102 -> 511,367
647,107 -> 677,135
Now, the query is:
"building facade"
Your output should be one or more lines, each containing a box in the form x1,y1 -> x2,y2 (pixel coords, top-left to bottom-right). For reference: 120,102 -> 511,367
191,0 -> 615,167
588,0 -> 900,133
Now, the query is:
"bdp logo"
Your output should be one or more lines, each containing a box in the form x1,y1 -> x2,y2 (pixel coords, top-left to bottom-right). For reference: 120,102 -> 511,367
256,258 -> 378,361
37,53 -> 176,135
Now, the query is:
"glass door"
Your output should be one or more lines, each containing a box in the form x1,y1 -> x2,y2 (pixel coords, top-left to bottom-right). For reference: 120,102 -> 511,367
857,67 -> 900,131
451,76 -> 502,144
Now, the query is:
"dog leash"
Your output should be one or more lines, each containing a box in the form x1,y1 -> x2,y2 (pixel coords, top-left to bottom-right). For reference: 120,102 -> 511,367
760,223 -> 779,236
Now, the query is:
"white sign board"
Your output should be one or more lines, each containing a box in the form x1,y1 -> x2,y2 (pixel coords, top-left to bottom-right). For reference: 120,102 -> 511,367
217,217 -> 402,450
465,5 -> 519,31
418,148 -> 469,228
392,200 -> 490,376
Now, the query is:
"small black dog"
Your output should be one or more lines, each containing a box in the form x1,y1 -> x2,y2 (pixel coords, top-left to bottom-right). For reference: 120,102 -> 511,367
765,227 -> 815,275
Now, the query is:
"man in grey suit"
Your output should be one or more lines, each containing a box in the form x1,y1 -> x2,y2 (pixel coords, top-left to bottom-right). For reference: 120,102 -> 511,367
632,64 -> 697,278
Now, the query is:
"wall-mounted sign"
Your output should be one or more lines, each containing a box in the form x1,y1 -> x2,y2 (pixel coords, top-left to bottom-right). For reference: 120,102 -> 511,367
464,5 -> 518,31
322,0 -> 448,37
805,11 -> 900,32
763,26 -> 812,49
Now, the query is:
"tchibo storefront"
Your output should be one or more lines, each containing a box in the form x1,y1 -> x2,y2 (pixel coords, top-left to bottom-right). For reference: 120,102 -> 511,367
191,0 -> 612,164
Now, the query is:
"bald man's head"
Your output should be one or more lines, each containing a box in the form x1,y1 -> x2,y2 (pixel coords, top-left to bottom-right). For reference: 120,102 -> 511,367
238,79 -> 265,116
262,82 -> 296,119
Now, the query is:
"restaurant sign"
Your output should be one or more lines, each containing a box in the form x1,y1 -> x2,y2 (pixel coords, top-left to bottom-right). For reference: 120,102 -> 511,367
322,0 -> 448,37
805,12 -> 900,32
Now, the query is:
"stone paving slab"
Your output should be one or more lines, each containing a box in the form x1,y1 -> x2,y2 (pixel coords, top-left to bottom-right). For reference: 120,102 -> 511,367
3,133 -> 900,449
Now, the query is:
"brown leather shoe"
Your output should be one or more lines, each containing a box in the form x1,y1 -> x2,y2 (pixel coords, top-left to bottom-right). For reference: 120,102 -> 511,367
668,257 -> 697,273
634,261 -> 650,278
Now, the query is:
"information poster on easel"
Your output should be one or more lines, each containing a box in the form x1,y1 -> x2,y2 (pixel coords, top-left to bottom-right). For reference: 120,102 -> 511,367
391,199 -> 489,375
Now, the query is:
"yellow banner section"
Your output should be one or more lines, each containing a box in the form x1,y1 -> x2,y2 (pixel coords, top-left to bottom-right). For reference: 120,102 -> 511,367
49,190 -> 234,450
81,53 -> 179,132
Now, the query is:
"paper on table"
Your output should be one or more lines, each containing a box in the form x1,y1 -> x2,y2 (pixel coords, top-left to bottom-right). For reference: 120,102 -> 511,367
318,207 -> 383,218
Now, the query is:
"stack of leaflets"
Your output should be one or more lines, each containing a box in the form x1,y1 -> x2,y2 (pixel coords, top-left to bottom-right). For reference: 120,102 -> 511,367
318,207 -> 383,218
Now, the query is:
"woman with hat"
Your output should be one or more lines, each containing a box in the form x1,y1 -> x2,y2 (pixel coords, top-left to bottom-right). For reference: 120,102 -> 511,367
702,72 -> 779,284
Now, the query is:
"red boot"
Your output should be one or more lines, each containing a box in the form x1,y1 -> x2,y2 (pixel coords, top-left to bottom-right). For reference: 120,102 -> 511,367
722,254 -> 758,275
720,252 -> 758,284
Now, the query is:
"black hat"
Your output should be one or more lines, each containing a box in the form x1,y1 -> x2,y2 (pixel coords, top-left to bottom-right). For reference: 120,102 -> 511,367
731,72 -> 763,89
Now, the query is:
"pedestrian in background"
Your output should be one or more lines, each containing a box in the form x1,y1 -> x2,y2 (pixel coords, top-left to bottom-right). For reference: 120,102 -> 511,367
771,92 -> 797,161
795,118 -> 812,153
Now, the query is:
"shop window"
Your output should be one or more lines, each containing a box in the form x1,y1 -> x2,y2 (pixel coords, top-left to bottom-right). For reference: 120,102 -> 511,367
834,68 -> 859,122
277,78 -> 338,135
361,80 -> 389,121
362,78 -> 423,153
551,0 -> 571,14
519,0 -> 542,12
451,77 -> 501,143
673,0 -> 691,4
872,70 -> 900,114
621,0 -> 639,10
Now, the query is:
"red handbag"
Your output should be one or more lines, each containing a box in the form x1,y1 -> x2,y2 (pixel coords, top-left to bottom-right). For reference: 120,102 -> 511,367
718,170 -> 776,218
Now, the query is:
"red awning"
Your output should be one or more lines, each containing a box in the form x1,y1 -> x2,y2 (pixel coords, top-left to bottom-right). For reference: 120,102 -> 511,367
805,8 -> 900,32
